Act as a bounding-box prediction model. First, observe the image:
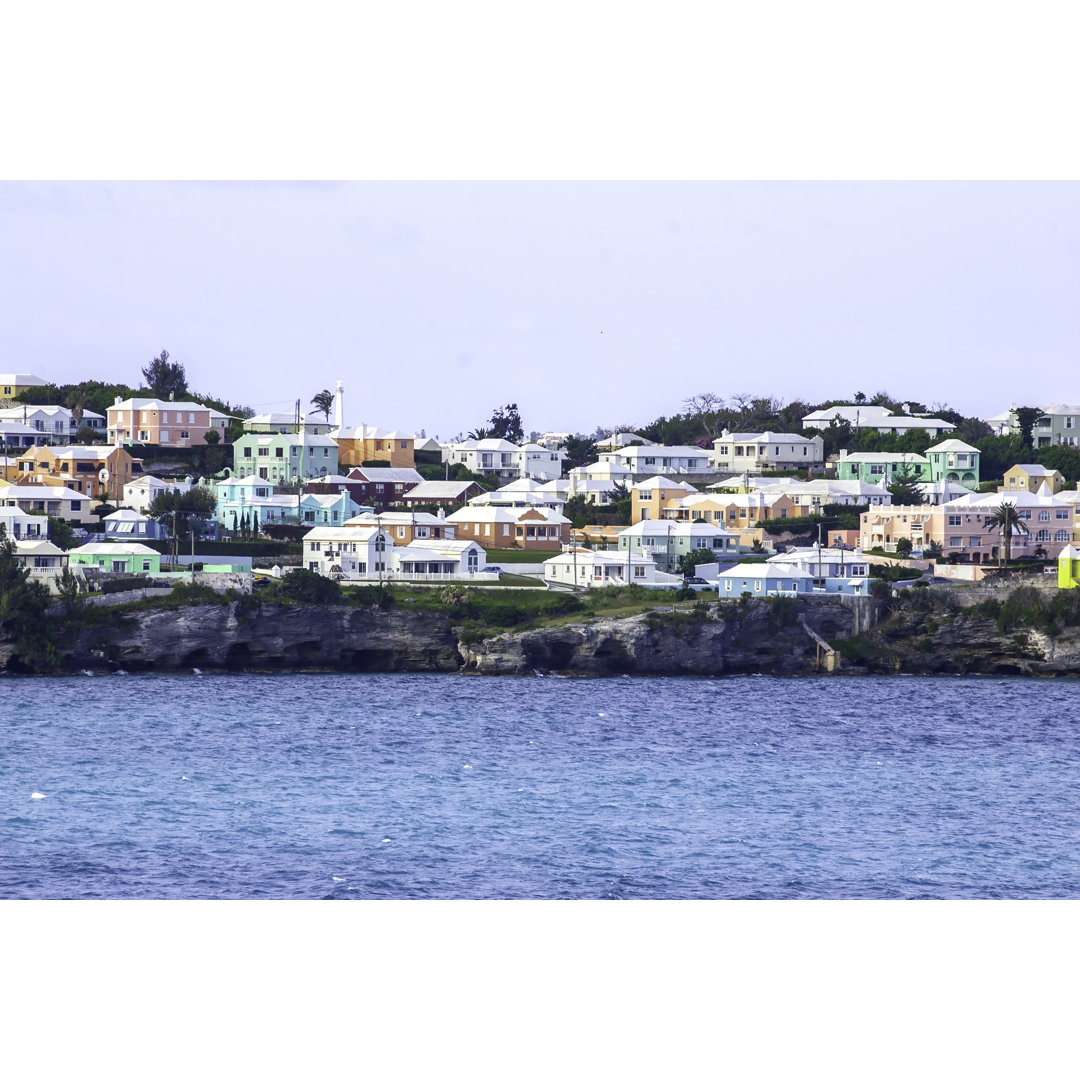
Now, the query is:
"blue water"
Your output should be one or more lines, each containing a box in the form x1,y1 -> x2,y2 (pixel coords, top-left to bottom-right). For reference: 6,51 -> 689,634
3,673 -> 1079,898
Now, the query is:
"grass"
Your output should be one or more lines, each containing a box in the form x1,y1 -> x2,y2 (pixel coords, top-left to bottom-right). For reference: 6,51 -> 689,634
481,548 -> 560,563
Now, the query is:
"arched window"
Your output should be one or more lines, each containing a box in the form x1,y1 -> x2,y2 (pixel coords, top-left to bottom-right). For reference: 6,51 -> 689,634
1035,529 -> 1051,542
1055,530 -> 1070,542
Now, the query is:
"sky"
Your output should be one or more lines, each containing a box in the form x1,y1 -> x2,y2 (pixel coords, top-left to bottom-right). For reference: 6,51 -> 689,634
3,180 -> 1078,441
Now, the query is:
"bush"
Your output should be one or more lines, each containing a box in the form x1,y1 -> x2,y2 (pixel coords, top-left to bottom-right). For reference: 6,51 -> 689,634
276,568 -> 341,604
869,579 -> 891,598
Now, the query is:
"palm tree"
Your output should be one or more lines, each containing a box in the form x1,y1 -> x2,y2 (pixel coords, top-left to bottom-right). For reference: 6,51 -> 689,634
984,502 -> 1029,566
310,389 -> 334,422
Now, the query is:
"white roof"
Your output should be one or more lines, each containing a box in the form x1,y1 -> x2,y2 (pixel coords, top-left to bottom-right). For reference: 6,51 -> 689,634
304,525 -> 381,541
111,397 -> 208,412
841,451 -> 930,464
71,541 -> 158,556
347,467 -> 423,483
445,505 -> 570,524
3,484 -> 92,503
402,538 -> 481,555
925,439 -> 977,453
103,508 -> 152,522
632,476 -> 698,492
399,481 -> 478,499
546,547 -> 654,568
0,374 -> 48,387
717,430 -> 818,444
718,562 -> 811,581
621,518 -> 738,537
347,511 -> 447,527
14,539 -> 65,556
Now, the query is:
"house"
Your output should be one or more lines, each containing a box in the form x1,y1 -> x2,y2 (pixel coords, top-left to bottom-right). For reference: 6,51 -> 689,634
123,475 -> 194,513
441,438 -> 565,482
67,541 -> 162,575
0,422 -> 49,452
1002,464 -> 1065,495
12,539 -> 67,588
444,505 -> 571,550
597,444 -> 711,477
990,403 -> 1080,448
392,539 -> 486,579
0,505 -> 48,541
802,404 -> 956,437
765,544 -> 871,594
298,491 -> 366,528
594,432 -> 656,452
232,432 -> 339,482
836,450 -> 931,485
860,487 -> 1077,563
334,424 -> 416,469
242,413 -> 335,436
923,439 -> 980,488
1,479 -> 96,524
214,476 -> 301,528
617,519 -> 740,573
345,511 -> 456,545
107,397 -> 228,446
469,478 -> 566,510
716,563 -> 814,595
343,467 -> 425,510
301,525 -> 390,578
543,546 -> 662,589
631,476 -> 699,523
0,374 -> 49,405
103,508 -> 168,541
0,404 -> 83,444
709,430 -> 825,473
752,478 -> 892,509
17,444 -> 142,499
1057,545 -> 1080,589
674,490 -> 801,530
395,479 -> 485,508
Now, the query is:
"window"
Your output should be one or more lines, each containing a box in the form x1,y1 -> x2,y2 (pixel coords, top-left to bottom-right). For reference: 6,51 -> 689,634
244,447 -> 252,458
950,537 -> 963,547
276,447 -> 283,458
1036,529 -> 1051,542
948,515 -> 962,526
1055,530 -> 1070,542
142,559 -> 152,571
397,526 -> 406,538
1056,509 -> 1069,519
258,448 -> 269,456
1038,510 -> 1051,522
139,430 -> 150,441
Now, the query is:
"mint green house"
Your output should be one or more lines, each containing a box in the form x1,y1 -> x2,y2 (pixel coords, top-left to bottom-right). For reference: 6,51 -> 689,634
923,439 -> 980,488
232,432 -> 339,483
67,541 -> 162,574
837,440 -> 980,490
836,451 -> 931,485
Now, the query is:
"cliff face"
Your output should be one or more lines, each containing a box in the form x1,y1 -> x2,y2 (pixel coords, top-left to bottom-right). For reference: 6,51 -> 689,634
463,601 -> 860,676
26,596 -> 866,677
9,592 -> 1080,677
58,603 -> 464,674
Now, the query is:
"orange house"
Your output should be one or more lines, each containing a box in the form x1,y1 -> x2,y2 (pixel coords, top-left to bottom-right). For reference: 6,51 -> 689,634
335,425 -> 415,469
17,444 -> 142,500
445,506 -> 571,550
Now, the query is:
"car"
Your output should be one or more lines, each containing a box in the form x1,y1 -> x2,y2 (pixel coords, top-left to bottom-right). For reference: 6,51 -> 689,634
685,576 -> 709,585
479,566 -> 503,577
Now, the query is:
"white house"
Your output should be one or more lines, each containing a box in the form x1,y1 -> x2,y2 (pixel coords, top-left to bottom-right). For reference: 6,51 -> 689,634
392,539 -> 486,579
709,431 -> 825,473
617,519 -> 741,572
123,475 -> 193,513
801,404 -> 955,437
0,482 -> 96,525
469,478 -> 566,510
544,546 -> 663,589
303,525 -> 390,578
597,444 -> 711,477
0,505 -> 48,541
13,539 -> 67,588
441,438 -> 566,482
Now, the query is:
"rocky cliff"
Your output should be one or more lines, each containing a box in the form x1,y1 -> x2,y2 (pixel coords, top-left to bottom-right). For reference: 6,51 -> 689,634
8,591 -> 1080,677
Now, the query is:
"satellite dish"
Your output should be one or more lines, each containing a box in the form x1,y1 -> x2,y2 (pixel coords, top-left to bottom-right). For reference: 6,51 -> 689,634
99,469 -> 110,483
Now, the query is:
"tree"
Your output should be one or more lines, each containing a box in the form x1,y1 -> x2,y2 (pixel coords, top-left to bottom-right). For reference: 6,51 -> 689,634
677,549 -> 718,577
47,516 -> 77,551
886,464 -> 924,506
466,427 -> 490,441
560,434 -> 597,472
141,349 -> 189,400
984,502 -> 1029,566
203,429 -> 220,445
0,527 -> 54,668
487,403 -> 524,443
894,537 -> 913,558
1013,406 -> 1043,448
310,389 -> 334,422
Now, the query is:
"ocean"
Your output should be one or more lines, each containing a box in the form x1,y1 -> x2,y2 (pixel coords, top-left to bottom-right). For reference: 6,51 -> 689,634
3,672 -> 1079,899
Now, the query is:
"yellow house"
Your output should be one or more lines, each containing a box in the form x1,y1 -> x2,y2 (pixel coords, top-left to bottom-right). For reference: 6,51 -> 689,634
631,476 -> 698,523
0,373 -> 49,405
1001,464 -> 1064,495
335,425 -> 415,469
17,444 -> 142,500
1058,545 -> 1080,589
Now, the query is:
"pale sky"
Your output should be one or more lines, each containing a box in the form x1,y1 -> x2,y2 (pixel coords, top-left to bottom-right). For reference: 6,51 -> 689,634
2,180 -> 1077,440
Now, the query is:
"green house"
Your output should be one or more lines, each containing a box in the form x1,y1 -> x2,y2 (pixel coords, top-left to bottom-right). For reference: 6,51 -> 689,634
836,451 -> 931,485
67,541 -> 162,574
923,439 -> 980,489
